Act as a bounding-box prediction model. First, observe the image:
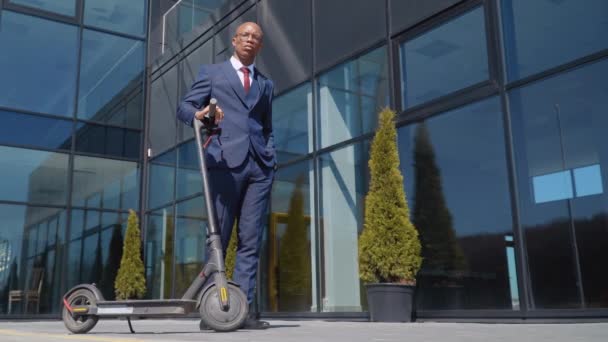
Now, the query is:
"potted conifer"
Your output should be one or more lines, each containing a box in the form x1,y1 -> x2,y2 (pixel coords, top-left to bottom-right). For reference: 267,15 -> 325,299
115,210 -> 146,300
358,108 -> 422,322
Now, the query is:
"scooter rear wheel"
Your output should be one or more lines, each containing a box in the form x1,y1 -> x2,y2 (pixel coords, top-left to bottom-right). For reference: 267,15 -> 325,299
62,289 -> 99,334
199,283 -> 248,332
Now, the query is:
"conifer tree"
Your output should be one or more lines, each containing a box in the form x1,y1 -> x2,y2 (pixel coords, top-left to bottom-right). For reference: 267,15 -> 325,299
115,210 -> 146,300
162,215 -> 174,299
101,225 -> 123,300
358,108 -> 422,284
412,123 -> 466,272
279,176 -> 312,310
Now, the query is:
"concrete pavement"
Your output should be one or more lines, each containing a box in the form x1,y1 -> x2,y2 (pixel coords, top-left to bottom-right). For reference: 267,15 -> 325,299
0,319 -> 607,342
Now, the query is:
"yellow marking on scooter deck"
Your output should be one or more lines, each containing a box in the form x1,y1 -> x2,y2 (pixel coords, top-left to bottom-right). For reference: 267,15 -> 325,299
0,328 -> 145,341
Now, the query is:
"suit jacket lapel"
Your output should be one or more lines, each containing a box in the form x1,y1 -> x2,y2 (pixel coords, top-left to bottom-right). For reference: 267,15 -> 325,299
246,74 -> 261,108
249,69 -> 266,109
220,61 -> 247,106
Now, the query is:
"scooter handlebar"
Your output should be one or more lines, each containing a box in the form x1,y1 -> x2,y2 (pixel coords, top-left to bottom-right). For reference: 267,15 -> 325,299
208,98 -> 217,119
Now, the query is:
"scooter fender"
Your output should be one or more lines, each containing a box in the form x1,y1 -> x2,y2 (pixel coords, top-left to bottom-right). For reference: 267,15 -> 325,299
63,283 -> 105,303
196,281 -> 241,309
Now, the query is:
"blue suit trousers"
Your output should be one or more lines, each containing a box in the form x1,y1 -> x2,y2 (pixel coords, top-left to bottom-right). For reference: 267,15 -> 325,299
208,148 -> 274,303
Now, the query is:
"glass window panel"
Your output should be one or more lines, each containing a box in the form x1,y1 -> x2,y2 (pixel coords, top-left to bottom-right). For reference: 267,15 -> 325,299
145,207 -> 175,299
400,6 -> 488,108
175,195 -> 206,219
78,30 -> 144,128
261,159 -> 316,312
273,83 -> 313,163
84,0 -> 147,37
0,111 -> 72,151
0,204 -> 66,314
318,47 -> 388,148
98,85 -> 144,129
148,149 -> 176,209
66,239 -> 82,288
81,234 -> 100,283
58,210 -> 67,244
176,140 -> 200,200
85,210 -> 101,231
0,11 -> 78,117
501,0 -> 608,81
397,97 -> 515,310
319,140 -> 369,312
510,58 -> 608,309
174,197 -> 208,297
149,68 -> 178,156
75,122 -> 141,159
67,209 -> 126,299
47,217 -> 58,248
9,0 -> 75,16
72,155 -> 140,211
70,209 -> 84,241
0,146 -> 69,205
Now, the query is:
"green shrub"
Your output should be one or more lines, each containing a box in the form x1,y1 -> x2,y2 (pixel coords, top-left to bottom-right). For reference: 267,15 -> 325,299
279,176 -> 312,310
358,108 -> 422,284
115,210 -> 146,300
225,221 -> 238,279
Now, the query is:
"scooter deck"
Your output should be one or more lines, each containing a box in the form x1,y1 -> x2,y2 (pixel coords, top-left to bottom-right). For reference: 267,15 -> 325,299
93,299 -> 198,317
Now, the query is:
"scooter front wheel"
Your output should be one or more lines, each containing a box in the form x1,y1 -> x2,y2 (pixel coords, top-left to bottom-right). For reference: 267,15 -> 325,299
62,289 -> 99,334
199,283 -> 248,332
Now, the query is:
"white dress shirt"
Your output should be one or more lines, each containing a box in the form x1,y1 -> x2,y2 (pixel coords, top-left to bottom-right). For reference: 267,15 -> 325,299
230,56 -> 255,88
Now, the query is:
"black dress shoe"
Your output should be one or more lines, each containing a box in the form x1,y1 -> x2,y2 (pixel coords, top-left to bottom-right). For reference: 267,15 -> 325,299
241,317 -> 270,330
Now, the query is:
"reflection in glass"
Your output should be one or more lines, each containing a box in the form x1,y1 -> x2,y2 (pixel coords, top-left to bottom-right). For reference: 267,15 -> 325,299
500,0 -> 608,81
574,165 -> 603,197
149,68 -> 178,155
400,6 -> 488,108
0,146 -> 69,205
9,0 -> 75,16
0,111 -> 72,151
145,207 -> 175,299
319,141 -> 369,311
148,149 -> 176,210
65,210 -> 127,300
162,0 -> 228,52
318,47 -> 388,148
510,58 -> 608,308
273,83 -> 313,163
262,160 -> 316,312
398,97 -> 515,310
75,122 -> 140,159
0,11 -> 78,117
72,156 -> 140,211
174,197 -> 207,297
0,204 -> 67,314
78,30 -> 144,128
84,0 -> 147,36
177,140 -> 201,200
532,170 -> 573,204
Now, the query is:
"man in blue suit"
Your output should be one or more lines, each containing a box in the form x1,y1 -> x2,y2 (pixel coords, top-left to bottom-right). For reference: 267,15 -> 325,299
176,22 -> 274,329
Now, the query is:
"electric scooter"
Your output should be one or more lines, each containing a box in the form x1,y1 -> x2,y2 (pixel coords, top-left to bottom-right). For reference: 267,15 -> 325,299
61,99 -> 248,334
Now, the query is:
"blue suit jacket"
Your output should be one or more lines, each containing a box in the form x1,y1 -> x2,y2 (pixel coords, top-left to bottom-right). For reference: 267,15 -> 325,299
177,61 -> 275,169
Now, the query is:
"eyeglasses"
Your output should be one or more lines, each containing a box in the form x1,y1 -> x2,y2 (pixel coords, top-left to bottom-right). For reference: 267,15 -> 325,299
235,32 -> 262,42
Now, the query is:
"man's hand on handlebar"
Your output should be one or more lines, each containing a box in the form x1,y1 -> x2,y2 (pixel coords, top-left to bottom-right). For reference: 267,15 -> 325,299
195,103 -> 224,125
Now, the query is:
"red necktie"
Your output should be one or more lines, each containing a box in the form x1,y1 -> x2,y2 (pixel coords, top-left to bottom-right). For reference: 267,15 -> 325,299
240,66 -> 250,94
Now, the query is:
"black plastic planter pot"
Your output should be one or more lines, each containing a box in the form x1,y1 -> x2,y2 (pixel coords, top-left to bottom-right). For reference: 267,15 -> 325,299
366,283 -> 415,322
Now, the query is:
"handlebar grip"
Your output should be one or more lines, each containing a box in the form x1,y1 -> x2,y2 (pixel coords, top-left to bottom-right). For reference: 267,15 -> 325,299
208,98 -> 217,118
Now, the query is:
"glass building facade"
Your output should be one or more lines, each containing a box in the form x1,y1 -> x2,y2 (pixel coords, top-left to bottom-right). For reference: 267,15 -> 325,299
1,0 -> 607,319
0,0 -> 147,316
